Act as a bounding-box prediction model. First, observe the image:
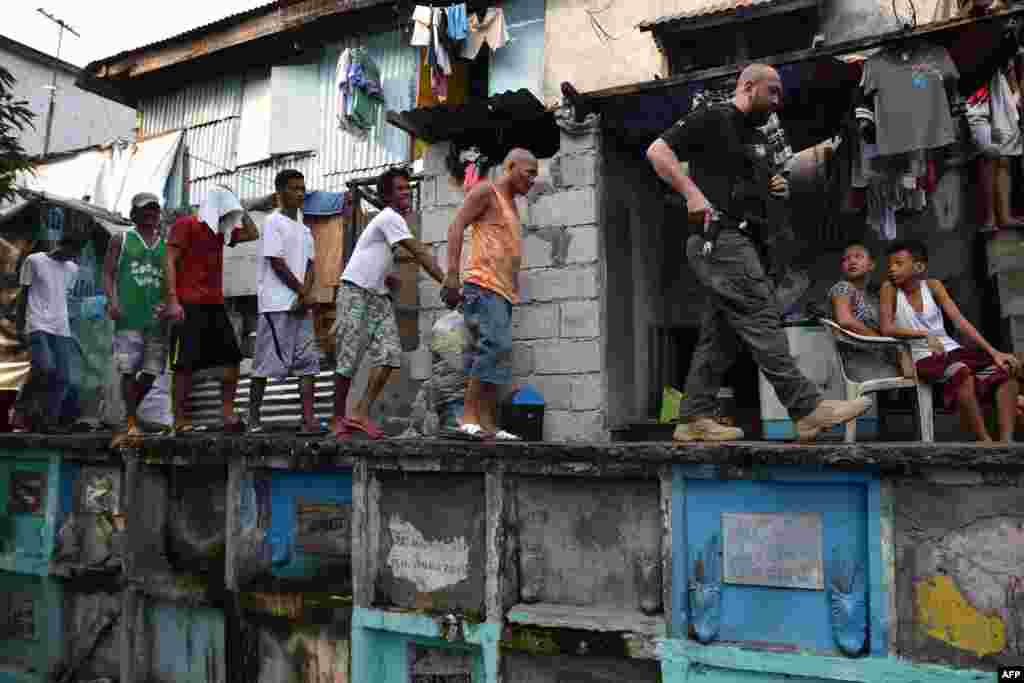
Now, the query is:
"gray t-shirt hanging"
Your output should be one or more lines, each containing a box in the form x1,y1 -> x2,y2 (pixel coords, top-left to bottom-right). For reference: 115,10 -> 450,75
861,43 -> 959,156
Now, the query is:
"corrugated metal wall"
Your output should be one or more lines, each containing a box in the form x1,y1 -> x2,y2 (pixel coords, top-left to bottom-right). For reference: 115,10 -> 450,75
137,30 -> 417,208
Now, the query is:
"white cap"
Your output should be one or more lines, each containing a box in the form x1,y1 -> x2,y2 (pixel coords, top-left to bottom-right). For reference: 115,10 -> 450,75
131,192 -> 162,210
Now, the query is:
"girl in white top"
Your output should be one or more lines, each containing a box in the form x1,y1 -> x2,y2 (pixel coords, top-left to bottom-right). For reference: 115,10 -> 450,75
879,240 -> 1020,443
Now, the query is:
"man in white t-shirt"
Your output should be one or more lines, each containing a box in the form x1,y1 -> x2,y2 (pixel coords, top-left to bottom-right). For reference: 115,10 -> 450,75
249,169 -> 321,434
16,234 -> 85,433
333,167 -> 446,439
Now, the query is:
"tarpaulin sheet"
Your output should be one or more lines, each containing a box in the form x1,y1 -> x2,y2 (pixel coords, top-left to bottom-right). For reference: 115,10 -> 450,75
18,131 -> 183,218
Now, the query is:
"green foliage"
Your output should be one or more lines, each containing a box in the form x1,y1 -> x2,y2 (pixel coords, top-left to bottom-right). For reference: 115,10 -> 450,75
0,65 -> 36,203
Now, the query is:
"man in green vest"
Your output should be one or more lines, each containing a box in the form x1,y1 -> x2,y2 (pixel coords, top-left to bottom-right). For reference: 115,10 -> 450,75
103,192 -> 168,444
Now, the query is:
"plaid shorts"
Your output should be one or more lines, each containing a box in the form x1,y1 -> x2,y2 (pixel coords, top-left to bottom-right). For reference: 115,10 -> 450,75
333,281 -> 402,377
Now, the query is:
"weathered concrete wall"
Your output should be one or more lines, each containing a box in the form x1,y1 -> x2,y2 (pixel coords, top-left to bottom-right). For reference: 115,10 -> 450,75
541,0 -> 676,104
504,652 -> 662,681
822,0 -> 944,45
1,42 -> 136,156
416,115 -> 607,441
894,471 -> 1024,670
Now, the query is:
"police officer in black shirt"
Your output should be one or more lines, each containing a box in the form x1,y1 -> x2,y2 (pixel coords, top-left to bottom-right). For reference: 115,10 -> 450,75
647,63 -> 870,443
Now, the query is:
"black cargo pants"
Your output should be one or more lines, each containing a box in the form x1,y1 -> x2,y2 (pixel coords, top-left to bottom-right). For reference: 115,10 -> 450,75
679,228 -> 821,422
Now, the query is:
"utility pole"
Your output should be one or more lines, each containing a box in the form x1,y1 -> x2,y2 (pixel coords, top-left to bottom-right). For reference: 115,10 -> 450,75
36,8 -> 80,157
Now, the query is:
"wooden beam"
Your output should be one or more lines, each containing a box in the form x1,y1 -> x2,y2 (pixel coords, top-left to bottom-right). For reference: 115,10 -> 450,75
589,5 -> 1024,102
94,0 -> 385,80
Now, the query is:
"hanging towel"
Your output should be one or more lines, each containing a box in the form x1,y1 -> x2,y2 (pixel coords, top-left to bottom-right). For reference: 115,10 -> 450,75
198,188 -> 244,235
462,8 -> 510,60
990,69 -> 1022,156
446,3 -> 469,41
411,5 -> 433,46
433,7 -> 453,75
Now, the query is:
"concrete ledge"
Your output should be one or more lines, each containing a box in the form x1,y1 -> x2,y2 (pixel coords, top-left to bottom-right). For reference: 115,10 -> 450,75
4,435 -> 1024,474
508,603 -> 665,636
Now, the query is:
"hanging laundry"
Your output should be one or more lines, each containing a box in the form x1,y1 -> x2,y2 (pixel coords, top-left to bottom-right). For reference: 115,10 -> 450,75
462,7 -> 510,60
411,5 -> 433,46
860,42 -> 959,157
336,47 -> 386,132
446,3 -> 469,41
433,7 -> 453,76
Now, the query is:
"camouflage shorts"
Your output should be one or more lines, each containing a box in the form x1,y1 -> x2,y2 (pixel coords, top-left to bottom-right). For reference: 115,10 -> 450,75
333,281 -> 402,377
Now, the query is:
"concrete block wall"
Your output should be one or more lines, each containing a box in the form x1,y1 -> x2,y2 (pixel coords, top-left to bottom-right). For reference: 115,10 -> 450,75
415,118 -> 608,442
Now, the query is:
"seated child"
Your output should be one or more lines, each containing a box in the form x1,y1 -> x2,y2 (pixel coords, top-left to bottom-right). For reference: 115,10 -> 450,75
828,242 -> 905,381
879,240 -> 1021,443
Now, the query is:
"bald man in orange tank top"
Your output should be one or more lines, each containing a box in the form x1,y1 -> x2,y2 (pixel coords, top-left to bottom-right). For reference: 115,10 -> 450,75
442,148 -> 538,441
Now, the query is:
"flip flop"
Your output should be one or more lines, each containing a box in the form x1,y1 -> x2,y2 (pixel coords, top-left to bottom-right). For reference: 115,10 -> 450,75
343,417 -> 385,440
493,429 -> 522,441
173,423 -> 209,436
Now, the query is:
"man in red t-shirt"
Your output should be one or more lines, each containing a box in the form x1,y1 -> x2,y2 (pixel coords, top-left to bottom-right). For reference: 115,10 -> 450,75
164,189 -> 259,433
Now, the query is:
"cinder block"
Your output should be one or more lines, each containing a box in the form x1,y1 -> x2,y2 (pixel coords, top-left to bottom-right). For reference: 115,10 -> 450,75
407,347 -> 432,381
522,266 -> 599,302
995,271 -> 1024,317
421,206 -> 459,244
522,233 -> 554,270
559,129 -> 598,155
512,303 -> 560,340
566,225 -> 600,264
435,176 -> 466,207
986,230 -> 1024,276
561,300 -> 600,338
544,409 -> 606,442
533,339 -> 601,375
531,187 -> 597,228
570,373 -> 604,411
519,375 -> 572,411
418,177 -> 437,208
557,152 -> 598,188
422,142 -> 453,175
513,342 -> 535,375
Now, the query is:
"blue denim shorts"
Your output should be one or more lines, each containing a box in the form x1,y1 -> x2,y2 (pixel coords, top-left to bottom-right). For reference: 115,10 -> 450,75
462,283 -> 513,385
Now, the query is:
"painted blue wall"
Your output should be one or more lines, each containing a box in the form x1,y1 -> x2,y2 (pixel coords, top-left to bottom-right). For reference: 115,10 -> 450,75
673,467 -> 873,654
147,603 -> 225,683
267,470 -> 352,579
351,608 -> 499,683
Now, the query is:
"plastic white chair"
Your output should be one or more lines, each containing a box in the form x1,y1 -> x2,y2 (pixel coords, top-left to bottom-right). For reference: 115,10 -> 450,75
818,318 -> 934,443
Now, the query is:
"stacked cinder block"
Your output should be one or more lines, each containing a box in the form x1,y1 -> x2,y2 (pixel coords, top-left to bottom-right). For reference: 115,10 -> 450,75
413,118 -> 607,442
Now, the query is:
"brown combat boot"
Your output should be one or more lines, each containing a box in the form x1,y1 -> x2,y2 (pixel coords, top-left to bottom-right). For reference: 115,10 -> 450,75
673,417 -> 745,442
795,397 -> 871,442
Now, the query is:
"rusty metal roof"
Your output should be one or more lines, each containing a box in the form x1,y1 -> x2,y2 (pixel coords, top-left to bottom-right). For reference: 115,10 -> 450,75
638,0 -> 801,30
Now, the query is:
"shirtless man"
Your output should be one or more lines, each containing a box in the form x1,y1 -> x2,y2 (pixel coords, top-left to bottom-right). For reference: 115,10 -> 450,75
441,148 -> 538,440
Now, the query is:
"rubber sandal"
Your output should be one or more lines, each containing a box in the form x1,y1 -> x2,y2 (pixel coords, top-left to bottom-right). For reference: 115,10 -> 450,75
448,423 -> 490,441
493,429 -> 522,441
172,423 -> 207,436
343,417 -> 385,440
249,424 -> 266,434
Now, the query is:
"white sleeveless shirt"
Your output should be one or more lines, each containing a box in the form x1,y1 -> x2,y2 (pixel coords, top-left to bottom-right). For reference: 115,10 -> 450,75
894,280 -> 960,362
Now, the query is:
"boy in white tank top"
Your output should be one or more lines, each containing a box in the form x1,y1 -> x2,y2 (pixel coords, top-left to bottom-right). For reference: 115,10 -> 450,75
879,240 -> 1020,443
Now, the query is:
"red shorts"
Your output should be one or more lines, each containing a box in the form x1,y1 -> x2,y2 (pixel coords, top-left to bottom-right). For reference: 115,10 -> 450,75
915,348 -> 1010,411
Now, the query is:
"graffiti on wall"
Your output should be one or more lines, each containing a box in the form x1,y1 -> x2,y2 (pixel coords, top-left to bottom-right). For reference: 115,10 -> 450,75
912,516 -> 1024,658
387,515 -> 470,593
